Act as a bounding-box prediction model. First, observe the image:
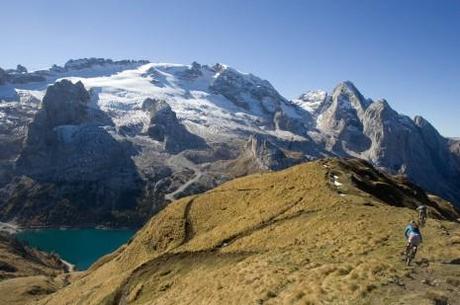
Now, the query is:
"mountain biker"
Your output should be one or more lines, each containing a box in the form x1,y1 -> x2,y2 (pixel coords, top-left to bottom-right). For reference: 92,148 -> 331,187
404,221 -> 422,262
417,205 -> 428,225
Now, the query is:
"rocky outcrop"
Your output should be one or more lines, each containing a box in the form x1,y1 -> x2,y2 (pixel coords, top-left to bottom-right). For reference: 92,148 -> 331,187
3,80 -> 146,226
308,82 -> 460,205
316,82 -> 372,154
361,99 -> 412,168
245,134 -> 295,170
210,66 -> 284,114
142,98 -> 208,153
16,80 -> 90,173
63,58 -> 149,70
273,110 -> 310,135
177,61 -> 203,80
38,79 -> 89,125
362,102 -> 460,205
450,139 -> 460,157
3,65 -> 46,83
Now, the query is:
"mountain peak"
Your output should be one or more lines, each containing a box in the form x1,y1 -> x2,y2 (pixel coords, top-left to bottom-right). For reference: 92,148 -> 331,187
331,80 -> 370,114
334,80 -> 358,92
414,115 -> 443,144
332,81 -> 363,99
211,62 -> 228,73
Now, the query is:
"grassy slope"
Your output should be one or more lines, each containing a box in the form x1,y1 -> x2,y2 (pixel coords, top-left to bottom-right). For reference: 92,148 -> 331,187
0,233 -> 71,305
35,158 -> 460,305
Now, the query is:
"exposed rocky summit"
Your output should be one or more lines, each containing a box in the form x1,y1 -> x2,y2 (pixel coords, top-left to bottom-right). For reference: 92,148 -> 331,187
0,59 -> 459,227
315,81 -> 372,153
17,79 -> 92,176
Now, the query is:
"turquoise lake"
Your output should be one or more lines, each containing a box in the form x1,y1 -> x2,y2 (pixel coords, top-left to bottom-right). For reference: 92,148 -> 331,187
16,228 -> 136,270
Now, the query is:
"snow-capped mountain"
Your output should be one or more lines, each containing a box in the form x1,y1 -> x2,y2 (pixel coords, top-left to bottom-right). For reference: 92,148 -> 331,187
0,58 -> 458,226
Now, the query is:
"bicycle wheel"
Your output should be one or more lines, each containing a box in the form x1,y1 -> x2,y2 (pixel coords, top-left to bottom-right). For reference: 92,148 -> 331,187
405,252 -> 411,266
421,216 -> 426,226
406,246 -> 415,266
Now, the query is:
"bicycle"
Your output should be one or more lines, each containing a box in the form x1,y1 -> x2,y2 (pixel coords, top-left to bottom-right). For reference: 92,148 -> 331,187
405,243 -> 418,266
418,213 -> 426,227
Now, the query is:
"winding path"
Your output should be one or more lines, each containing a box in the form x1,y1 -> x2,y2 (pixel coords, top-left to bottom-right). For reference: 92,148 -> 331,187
164,154 -> 203,202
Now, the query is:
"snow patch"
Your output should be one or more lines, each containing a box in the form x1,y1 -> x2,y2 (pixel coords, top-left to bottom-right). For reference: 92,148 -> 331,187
333,175 -> 343,186
292,90 -> 327,113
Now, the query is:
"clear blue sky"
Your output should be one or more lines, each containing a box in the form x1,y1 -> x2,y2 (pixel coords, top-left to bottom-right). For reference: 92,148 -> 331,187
2,0 -> 459,137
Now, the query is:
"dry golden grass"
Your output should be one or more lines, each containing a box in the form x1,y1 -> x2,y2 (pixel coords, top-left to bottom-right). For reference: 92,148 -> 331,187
33,158 -> 460,305
0,273 -> 81,305
0,233 -> 72,305
0,234 -> 66,281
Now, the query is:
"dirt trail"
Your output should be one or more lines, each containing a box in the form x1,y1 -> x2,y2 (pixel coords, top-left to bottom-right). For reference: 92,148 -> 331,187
164,154 -> 203,202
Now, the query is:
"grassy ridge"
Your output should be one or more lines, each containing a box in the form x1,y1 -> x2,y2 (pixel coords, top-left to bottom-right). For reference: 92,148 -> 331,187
34,158 -> 460,305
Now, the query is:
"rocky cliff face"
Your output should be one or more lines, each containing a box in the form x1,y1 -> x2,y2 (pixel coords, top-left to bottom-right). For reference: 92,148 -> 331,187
210,65 -> 284,114
315,82 -> 371,153
0,59 -> 458,226
244,134 -> 297,170
16,80 -> 90,174
302,81 -> 460,206
2,80 -> 146,226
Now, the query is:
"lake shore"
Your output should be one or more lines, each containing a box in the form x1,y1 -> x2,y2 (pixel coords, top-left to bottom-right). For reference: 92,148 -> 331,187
12,224 -> 141,231
15,228 -> 136,270
0,221 -> 19,234
61,258 -> 76,272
